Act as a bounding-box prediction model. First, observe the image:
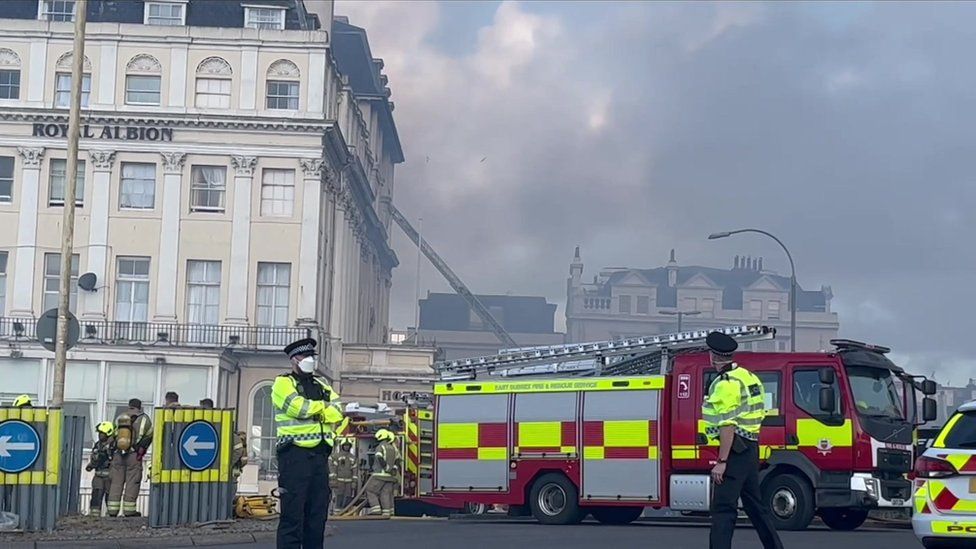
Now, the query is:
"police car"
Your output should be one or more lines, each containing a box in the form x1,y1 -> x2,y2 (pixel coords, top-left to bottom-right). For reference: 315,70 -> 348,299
913,400 -> 976,548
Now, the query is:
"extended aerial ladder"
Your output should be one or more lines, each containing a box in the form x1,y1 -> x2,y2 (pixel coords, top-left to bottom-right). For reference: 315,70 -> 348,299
390,204 -> 517,348
435,324 -> 776,380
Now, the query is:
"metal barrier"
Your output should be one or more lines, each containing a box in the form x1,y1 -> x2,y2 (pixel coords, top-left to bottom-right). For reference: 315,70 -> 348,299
0,408 -> 73,531
148,407 -> 236,527
58,415 -> 85,517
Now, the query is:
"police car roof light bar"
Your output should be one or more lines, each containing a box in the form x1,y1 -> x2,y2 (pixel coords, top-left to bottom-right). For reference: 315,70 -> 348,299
435,324 -> 776,380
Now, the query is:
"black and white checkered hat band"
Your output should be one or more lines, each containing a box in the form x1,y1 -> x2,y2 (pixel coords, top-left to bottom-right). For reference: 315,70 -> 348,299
288,343 -> 316,357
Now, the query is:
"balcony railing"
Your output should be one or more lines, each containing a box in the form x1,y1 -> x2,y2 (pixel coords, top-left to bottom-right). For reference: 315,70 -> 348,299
0,317 -> 314,351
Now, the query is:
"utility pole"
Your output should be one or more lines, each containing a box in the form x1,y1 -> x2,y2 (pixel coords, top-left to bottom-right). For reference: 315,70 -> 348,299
52,0 -> 88,407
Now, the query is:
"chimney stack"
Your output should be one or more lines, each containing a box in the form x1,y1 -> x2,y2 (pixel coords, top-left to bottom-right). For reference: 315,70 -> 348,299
734,255 -> 740,269
758,257 -> 764,271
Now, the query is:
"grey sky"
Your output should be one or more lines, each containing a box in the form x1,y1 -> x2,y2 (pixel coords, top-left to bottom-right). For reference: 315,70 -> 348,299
336,1 -> 976,383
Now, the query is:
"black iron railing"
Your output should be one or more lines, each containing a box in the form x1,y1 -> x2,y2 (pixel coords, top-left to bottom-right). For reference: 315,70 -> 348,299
0,317 -> 314,351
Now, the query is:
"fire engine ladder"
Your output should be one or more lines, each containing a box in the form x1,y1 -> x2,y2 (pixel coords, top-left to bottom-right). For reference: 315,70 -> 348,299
390,204 -> 517,348
435,324 -> 776,380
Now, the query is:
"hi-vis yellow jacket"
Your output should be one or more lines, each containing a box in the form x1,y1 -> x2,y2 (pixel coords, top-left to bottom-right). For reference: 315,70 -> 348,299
702,364 -> 766,442
271,374 -> 344,449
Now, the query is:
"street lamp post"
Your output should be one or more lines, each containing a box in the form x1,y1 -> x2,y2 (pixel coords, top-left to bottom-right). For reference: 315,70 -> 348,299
660,310 -> 701,332
708,229 -> 797,352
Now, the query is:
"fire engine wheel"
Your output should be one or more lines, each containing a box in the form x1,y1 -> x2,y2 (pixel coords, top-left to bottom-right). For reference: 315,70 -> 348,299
529,473 -> 584,525
819,508 -> 868,531
762,474 -> 815,531
590,506 -> 644,525
464,502 -> 488,515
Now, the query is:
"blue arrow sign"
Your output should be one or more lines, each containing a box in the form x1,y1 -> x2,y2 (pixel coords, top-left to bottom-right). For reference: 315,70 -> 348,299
0,419 -> 41,474
179,420 -> 218,471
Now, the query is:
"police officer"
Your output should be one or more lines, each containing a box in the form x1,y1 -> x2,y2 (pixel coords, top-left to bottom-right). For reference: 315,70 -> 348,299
364,429 -> 400,516
702,332 -> 783,549
86,421 -> 116,516
273,338 -> 344,549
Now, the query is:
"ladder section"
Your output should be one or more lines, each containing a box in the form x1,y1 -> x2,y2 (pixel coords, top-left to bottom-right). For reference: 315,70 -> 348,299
436,324 -> 775,380
389,204 -> 517,348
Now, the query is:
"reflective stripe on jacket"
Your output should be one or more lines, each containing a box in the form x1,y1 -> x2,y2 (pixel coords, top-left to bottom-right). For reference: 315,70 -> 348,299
271,374 -> 344,449
702,364 -> 766,441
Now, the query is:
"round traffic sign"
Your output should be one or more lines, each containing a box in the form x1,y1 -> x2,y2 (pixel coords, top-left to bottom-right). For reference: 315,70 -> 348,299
36,308 -> 80,352
0,420 -> 41,474
179,421 -> 219,471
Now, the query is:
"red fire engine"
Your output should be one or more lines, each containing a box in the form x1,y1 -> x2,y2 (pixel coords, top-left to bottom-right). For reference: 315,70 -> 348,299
394,325 -> 937,530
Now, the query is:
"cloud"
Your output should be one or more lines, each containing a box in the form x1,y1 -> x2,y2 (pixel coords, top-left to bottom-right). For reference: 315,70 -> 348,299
336,1 -> 976,381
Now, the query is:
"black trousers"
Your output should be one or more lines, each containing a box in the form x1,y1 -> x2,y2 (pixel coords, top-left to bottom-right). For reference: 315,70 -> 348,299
277,445 -> 331,549
710,439 -> 784,549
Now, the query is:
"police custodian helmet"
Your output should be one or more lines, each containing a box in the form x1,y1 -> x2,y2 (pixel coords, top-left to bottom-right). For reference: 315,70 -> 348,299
283,338 -> 317,359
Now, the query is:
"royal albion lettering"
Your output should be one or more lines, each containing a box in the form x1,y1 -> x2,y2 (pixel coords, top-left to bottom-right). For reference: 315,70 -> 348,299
33,123 -> 173,142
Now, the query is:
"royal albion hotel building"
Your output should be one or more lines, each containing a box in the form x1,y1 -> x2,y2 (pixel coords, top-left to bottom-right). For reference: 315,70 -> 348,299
0,0 -> 436,494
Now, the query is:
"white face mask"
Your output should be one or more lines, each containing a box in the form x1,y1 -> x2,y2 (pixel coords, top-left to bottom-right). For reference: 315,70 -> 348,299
297,356 -> 316,373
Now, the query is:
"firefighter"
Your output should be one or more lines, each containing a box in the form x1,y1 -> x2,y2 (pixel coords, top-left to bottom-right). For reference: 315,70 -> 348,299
272,338 -> 344,549
364,429 -> 400,516
702,331 -> 783,549
107,398 -> 153,517
329,439 -> 356,511
86,421 -> 116,516
12,394 -> 31,407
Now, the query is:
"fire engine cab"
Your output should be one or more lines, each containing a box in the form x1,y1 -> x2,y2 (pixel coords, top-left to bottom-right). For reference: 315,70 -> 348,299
403,325 -> 937,530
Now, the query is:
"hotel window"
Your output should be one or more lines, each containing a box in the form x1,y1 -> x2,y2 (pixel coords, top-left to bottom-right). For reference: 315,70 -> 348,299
48,158 -> 85,206
126,75 -> 161,105
0,69 -> 20,100
55,73 -> 90,108
43,253 -> 79,313
266,60 -> 300,110
195,78 -> 231,109
618,295 -> 632,314
749,299 -> 763,319
124,54 -> 163,106
61,362 -> 99,446
0,251 -> 7,315
768,300 -> 781,320
120,162 -> 156,209
266,80 -> 298,110
260,168 -> 294,216
186,260 -> 221,343
194,57 -> 233,109
636,295 -> 650,314
114,257 -> 150,341
190,165 -> 227,212
700,297 -> 715,317
0,156 -> 12,202
145,2 -> 186,26
40,0 -> 75,22
256,263 -> 290,329
106,363 -> 156,420
250,383 -> 277,479
245,7 -> 286,30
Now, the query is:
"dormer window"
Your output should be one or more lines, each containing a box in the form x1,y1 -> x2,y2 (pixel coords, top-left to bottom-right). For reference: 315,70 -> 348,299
245,6 -> 286,30
145,1 -> 187,26
39,0 -> 75,22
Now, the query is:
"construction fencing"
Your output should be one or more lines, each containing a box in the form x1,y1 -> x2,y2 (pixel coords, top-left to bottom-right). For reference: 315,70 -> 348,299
148,407 -> 236,527
0,408 -> 84,531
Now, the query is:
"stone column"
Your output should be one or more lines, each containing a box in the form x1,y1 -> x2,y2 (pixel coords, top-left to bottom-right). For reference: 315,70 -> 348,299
297,158 -> 324,324
154,152 -> 186,321
81,150 -> 116,320
226,155 -> 256,324
10,147 -> 43,317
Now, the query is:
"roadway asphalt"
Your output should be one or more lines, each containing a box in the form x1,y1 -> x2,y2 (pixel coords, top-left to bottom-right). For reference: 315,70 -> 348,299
189,518 -> 924,549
